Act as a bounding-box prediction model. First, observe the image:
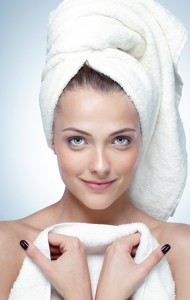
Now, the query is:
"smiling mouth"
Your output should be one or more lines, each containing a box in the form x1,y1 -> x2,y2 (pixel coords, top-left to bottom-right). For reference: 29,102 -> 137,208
81,179 -> 117,191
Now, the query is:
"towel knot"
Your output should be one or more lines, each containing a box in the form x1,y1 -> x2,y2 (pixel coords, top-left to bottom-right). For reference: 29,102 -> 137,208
47,4 -> 147,57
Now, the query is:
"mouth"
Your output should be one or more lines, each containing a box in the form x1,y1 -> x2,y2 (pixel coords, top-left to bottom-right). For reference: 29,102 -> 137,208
80,179 -> 117,191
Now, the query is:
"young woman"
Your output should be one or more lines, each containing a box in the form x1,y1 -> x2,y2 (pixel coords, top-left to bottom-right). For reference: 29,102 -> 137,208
0,0 -> 190,299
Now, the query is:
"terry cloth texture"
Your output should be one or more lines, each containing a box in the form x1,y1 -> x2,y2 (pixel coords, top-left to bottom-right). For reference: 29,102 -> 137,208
39,0 -> 188,220
9,222 -> 175,299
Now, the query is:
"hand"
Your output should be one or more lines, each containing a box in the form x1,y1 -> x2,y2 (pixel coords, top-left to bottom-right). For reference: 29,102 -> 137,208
95,233 -> 170,300
20,234 -> 92,300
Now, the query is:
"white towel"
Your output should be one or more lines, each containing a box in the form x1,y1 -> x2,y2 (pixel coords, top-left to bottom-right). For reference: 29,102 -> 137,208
39,0 -> 188,221
9,222 -> 175,299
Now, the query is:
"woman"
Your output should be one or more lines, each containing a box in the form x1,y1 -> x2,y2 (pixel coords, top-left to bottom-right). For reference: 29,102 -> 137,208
1,0 -> 190,299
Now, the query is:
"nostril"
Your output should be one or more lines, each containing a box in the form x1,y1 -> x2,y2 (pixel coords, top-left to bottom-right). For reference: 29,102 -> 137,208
89,152 -> 110,175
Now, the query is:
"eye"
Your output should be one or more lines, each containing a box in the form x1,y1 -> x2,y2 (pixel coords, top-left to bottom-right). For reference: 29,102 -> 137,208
68,137 -> 86,146
113,136 -> 130,145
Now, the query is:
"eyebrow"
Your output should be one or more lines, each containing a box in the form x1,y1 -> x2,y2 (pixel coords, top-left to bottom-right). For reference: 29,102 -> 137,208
61,127 -> 136,136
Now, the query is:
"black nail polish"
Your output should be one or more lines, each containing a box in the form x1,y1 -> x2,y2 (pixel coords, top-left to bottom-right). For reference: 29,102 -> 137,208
161,244 -> 171,254
20,240 -> 29,251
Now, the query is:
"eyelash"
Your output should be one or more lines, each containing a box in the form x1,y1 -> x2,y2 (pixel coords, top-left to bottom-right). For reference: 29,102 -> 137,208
112,136 -> 131,145
67,136 -> 131,147
68,137 -> 86,146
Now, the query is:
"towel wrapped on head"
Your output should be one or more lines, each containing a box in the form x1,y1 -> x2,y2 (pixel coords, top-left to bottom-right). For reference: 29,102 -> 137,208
39,0 -> 188,221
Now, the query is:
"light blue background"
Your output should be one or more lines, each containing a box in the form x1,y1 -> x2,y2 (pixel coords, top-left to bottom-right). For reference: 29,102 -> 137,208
0,0 -> 189,223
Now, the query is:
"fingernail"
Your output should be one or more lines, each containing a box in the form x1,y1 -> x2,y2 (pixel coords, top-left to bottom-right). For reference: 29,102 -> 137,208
161,244 -> 171,254
20,240 -> 29,251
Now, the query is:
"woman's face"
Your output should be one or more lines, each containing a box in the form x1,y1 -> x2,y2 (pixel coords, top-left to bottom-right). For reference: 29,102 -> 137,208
53,87 -> 141,210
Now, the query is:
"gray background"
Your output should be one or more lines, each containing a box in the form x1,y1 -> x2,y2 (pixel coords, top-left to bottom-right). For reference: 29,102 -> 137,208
0,0 -> 189,223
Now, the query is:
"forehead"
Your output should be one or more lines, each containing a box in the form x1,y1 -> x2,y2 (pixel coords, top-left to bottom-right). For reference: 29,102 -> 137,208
56,87 -> 139,125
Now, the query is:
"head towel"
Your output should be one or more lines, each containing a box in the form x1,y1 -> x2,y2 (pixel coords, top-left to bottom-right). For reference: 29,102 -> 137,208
39,0 -> 188,221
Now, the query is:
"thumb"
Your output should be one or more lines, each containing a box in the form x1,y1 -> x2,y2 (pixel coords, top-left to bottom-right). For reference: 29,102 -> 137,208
20,240 -> 51,275
140,244 -> 171,277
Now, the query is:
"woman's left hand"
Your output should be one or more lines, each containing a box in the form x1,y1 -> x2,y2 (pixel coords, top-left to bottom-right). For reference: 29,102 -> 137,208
20,233 -> 92,300
95,233 -> 170,300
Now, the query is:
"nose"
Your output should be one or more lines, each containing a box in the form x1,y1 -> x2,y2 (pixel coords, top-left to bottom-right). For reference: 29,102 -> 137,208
89,147 -> 110,177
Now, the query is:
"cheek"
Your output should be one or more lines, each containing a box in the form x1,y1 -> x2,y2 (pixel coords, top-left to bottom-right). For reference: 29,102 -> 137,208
114,149 -> 140,175
56,151 -> 85,177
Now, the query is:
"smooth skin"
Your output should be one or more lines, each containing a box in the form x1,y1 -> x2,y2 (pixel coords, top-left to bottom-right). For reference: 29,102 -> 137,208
25,234 -> 92,300
23,233 -> 169,300
0,87 -> 190,299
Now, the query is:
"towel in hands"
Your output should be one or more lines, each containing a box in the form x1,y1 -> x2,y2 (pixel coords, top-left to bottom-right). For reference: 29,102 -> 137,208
9,222 -> 175,299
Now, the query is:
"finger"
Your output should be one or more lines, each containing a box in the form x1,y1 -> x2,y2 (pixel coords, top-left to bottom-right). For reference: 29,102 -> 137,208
49,246 -> 62,261
115,233 -> 141,253
140,244 -> 171,277
48,233 -> 67,246
48,233 -> 82,251
131,244 -> 139,258
51,254 -> 61,261
48,233 -> 76,247
50,245 -> 62,255
48,233 -> 70,254
20,240 -> 51,275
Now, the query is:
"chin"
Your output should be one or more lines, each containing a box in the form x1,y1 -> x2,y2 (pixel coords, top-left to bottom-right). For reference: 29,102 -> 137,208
67,187 -> 125,211
79,195 -> 118,211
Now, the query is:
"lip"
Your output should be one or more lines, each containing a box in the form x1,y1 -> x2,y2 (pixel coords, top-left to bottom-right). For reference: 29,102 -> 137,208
81,179 -> 117,191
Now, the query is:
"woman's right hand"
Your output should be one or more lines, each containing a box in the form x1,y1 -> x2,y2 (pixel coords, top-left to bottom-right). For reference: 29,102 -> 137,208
20,233 -> 92,300
95,233 -> 170,300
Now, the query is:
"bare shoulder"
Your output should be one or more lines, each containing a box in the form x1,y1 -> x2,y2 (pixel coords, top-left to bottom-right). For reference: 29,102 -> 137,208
155,222 -> 190,299
0,204 -> 60,299
156,221 -> 190,251
0,217 -> 42,299
0,220 -> 26,299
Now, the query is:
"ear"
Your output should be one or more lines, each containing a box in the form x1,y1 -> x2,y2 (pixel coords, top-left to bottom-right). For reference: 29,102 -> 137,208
51,139 -> 56,155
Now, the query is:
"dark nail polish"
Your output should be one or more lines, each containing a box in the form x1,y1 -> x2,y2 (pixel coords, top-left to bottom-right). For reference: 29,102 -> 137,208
161,244 -> 171,254
20,240 -> 29,251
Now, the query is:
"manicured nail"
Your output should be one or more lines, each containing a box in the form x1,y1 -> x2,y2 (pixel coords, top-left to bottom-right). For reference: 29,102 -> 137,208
161,244 -> 171,254
20,240 -> 29,250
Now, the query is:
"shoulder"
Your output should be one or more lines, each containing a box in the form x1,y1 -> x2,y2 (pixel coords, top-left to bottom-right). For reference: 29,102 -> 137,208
0,204 -> 59,298
0,219 -> 41,299
156,221 -> 190,242
0,221 -> 25,299
162,222 -> 190,265
0,220 -> 24,258
156,221 -> 190,249
154,221 -> 190,265
155,222 -> 190,299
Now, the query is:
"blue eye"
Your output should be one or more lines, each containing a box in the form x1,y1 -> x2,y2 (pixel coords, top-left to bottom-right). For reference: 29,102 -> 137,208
69,137 -> 86,146
113,137 -> 130,145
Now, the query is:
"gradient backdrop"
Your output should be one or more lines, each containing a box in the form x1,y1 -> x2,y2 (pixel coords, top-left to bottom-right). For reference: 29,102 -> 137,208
0,0 -> 189,223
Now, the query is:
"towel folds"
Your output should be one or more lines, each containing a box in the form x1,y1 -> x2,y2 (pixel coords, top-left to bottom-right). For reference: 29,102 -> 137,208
9,222 -> 175,299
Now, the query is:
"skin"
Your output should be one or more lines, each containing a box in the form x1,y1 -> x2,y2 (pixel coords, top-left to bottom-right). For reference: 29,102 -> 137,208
0,87 -> 190,299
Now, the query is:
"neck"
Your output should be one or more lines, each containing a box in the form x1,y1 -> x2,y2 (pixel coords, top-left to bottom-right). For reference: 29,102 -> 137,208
55,188 -> 137,225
